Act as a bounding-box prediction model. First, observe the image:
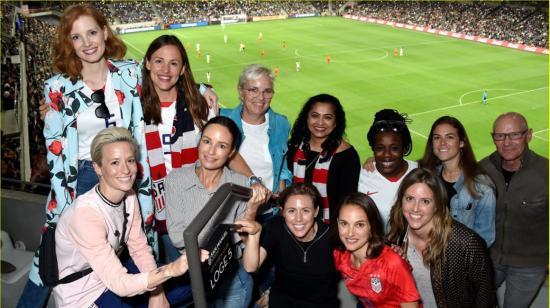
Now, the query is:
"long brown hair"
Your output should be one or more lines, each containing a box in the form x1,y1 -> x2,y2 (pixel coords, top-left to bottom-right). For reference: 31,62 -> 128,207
387,168 -> 453,267
142,35 -> 207,128
419,116 -> 493,198
52,4 -> 126,81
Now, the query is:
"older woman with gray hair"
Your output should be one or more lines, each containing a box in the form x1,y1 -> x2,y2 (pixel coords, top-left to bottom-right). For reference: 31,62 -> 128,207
221,64 -> 292,200
220,64 -> 292,305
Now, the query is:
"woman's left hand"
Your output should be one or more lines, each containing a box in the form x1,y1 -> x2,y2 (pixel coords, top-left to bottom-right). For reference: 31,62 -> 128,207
148,288 -> 169,308
203,87 -> 219,115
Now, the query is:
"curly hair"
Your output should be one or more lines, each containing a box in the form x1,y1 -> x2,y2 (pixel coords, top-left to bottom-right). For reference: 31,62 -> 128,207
52,4 -> 126,81
366,109 -> 412,156
142,35 -> 207,128
289,93 -> 346,156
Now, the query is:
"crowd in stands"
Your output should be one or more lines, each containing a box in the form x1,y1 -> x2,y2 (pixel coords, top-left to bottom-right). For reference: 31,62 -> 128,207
345,1 -> 548,48
111,1 -> 157,23
1,0 -> 548,188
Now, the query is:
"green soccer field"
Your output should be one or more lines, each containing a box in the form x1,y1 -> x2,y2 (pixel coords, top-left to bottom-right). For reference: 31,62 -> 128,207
121,16 -> 549,162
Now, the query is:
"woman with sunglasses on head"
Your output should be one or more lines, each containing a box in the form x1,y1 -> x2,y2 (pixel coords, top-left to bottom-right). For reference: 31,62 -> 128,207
237,183 -> 340,308
387,168 -> 494,307
334,193 -> 420,307
53,127 -> 208,308
165,116 -> 268,308
19,5 -> 154,307
419,116 -> 495,247
358,109 -> 418,232
287,94 -> 360,224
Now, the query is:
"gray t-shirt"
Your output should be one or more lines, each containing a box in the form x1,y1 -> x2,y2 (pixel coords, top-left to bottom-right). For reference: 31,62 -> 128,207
407,241 -> 437,308
165,164 -> 248,250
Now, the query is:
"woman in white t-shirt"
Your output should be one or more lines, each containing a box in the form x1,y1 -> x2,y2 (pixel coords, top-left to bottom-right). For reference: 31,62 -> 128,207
358,109 -> 417,232
22,5 -> 154,307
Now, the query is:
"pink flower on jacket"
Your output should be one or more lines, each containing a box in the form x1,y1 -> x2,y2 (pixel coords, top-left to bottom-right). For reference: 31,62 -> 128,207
144,213 -> 154,227
115,90 -> 125,105
48,140 -> 63,156
48,91 -> 63,111
137,84 -> 142,97
106,60 -> 119,73
47,197 -> 57,212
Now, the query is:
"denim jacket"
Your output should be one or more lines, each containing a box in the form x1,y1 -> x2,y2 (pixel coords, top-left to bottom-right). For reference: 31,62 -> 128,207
438,165 -> 496,247
221,104 -> 291,192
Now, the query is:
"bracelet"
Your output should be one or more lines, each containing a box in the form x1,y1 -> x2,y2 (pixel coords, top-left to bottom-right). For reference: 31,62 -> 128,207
248,175 -> 262,186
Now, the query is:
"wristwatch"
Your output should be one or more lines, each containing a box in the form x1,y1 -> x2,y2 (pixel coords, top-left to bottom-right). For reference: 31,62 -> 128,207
248,175 -> 263,186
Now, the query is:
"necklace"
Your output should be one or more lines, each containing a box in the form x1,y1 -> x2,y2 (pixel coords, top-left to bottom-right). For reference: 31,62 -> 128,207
96,185 -> 123,207
283,223 -> 328,263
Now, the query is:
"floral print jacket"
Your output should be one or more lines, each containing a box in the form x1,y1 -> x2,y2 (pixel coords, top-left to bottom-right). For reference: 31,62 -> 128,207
29,59 -> 154,286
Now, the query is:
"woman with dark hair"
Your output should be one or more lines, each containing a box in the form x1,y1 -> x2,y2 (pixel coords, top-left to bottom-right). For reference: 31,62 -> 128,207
287,94 -> 360,223
387,168 -> 494,307
419,116 -> 495,246
20,5 -> 154,307
237,183 -> 340,308
165,116 -> 268,308
141,34 -> 218,262
358,109 -> 418,231
334,193 -> 420,307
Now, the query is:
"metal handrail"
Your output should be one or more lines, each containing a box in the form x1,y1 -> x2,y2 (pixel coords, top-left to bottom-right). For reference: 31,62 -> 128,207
183,182 -> 252,308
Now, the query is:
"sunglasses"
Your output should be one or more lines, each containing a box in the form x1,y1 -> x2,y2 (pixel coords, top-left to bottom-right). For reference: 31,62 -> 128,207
91,89 -> 109,119
374,120 -> 405,132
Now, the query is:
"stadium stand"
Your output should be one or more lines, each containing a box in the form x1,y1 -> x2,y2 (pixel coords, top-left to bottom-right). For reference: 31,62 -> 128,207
0,0 -> 547,188
344,1 -> 548,48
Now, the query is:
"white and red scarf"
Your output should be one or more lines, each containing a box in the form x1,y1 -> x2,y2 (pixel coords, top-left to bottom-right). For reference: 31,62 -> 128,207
145,101 -> 198,233
292,141 -> 334,223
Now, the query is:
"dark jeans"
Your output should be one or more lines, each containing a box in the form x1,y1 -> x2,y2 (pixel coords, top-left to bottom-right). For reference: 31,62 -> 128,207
76,160 -> 99,196
95,259 -> 193,307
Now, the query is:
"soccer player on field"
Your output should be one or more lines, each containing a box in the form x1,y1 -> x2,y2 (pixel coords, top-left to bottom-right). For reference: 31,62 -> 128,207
482,90 -> 488,105
296,61 -> 301,72
326,55 -> 331,64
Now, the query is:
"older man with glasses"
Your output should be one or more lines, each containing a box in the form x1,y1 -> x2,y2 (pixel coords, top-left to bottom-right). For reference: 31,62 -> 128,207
480,112 -> 548,308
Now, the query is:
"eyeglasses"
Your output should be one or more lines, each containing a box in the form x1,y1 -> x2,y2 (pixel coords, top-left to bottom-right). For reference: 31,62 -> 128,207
491,129 -> 528,141
91,89 -> 109,119
246,87 -> 274,98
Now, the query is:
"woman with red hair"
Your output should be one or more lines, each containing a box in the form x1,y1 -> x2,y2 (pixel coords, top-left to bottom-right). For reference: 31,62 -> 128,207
18,5 -> 153,307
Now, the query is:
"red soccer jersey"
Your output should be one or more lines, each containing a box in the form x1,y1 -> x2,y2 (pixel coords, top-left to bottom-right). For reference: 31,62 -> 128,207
334,246 -> 420,308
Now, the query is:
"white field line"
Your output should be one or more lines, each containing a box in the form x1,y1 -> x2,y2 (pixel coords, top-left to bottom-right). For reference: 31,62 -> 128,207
533,129 -> 549,141
124,40 -> 145,56
410,87 -> 548,117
